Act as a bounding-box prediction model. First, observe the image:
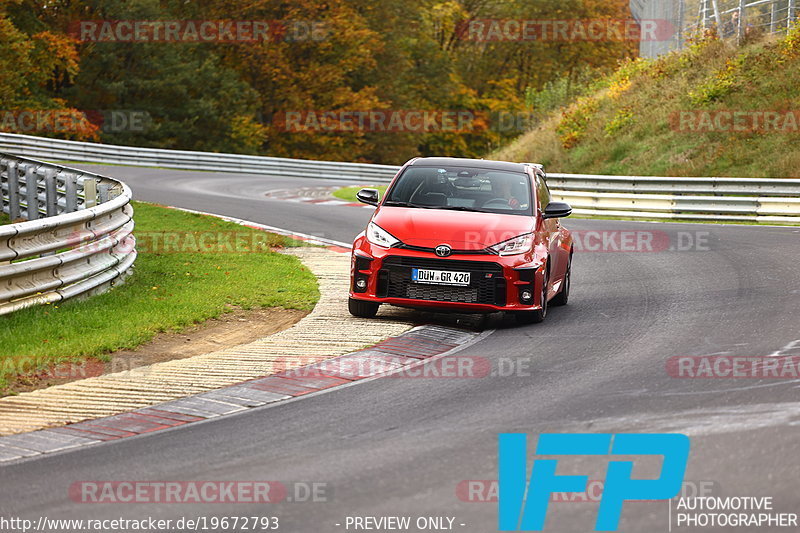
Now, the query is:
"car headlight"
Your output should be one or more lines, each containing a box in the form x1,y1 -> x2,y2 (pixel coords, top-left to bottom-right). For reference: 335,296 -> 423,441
366,222 -> 401,248
487,233 -> 534,256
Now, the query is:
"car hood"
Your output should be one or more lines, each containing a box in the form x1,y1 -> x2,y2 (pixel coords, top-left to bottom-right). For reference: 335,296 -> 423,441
372,207 -> 534,250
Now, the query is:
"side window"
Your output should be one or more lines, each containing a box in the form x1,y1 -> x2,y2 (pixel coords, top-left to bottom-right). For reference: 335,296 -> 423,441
536,173 -> 551,211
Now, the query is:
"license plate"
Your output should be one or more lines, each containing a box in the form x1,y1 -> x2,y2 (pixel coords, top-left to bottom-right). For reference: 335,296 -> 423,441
412,268 -> 471,286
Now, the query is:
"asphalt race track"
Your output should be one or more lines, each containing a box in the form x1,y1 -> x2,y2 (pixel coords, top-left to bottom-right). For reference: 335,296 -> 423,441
2,165 -> 800,532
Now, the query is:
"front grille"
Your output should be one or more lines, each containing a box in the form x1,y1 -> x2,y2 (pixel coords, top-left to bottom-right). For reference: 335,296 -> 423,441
378,257 -> 506,305
406,284 -> 479,303
396,244 -> 495,256
383,257 -> 503,272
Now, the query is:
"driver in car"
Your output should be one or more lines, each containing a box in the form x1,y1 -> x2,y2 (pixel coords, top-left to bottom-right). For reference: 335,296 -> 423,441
491,176 -> 522,209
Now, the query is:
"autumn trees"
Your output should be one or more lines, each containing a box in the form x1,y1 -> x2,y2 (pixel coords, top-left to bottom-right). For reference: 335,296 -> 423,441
1,0 -> 636,163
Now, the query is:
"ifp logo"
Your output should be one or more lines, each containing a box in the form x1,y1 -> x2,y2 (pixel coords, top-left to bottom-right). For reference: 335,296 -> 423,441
498,433 -> 690,531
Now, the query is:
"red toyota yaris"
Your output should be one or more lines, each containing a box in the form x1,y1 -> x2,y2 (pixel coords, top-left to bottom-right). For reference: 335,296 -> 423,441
348,157 -> 573,324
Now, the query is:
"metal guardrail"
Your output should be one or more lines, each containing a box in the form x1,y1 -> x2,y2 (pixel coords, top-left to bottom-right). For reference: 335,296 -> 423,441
0,153 -> 136,316
0,132 -> 397,184
546,173 -> 800,224
1,132 -> 798,224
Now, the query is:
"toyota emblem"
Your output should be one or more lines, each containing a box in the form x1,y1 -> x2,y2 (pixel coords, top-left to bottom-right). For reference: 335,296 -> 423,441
435,245 -> 452,257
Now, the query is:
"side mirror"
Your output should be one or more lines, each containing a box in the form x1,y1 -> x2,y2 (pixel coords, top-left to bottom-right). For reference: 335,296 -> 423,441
356,188 -> 380,206
543,202 -> 572,219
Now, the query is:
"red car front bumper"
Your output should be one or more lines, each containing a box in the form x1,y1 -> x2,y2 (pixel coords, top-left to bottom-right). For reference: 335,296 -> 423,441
348,235 -> 547,313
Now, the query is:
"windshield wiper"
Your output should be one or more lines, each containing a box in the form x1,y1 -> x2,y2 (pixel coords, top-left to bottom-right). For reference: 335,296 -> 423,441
383,201 -> 480,212
439,206 -> 483,213
383,200 -> 433,209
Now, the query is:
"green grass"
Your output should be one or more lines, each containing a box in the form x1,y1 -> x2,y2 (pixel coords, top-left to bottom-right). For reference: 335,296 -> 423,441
0,212 -> 8,225
0,201 -> 319,391
493,30 -> 800,179
333,185 -> 388,203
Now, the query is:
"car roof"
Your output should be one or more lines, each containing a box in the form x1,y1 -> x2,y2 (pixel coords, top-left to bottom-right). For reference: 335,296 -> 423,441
408,157 -> 533,173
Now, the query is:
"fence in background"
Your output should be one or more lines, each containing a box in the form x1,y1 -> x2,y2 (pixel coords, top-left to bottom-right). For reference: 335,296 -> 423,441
631,0 -> 797,58
1,132 -> 798,225
0,153 -> 136,316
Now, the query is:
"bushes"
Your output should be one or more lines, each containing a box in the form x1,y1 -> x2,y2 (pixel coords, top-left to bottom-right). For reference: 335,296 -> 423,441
556,97 -> 601,149
492,30 -> 800,179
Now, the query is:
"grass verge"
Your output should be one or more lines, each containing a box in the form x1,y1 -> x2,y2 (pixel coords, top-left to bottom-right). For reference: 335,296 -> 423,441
0,201 -> 320,392
333,185 -> 388,203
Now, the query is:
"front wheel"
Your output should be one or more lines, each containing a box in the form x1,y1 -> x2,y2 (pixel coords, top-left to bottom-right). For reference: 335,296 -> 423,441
348,297 -> 380,318
551,253 -> 572,307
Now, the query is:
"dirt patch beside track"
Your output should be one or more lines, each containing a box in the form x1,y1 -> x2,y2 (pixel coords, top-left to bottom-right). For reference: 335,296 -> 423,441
6,307 -> 307,396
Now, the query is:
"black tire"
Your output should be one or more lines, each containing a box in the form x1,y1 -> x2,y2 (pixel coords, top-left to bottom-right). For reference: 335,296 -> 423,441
513,267 -> 548,325
348,297 -> 380,318
551,252 -> 572,307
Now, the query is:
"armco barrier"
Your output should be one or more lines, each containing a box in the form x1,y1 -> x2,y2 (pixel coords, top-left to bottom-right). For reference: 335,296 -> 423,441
0,153 -> 136,316
1,132 -> 798,224
0,132 -> 398,184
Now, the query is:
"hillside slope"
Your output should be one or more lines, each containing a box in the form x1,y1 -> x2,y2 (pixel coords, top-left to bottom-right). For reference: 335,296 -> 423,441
493,29 -> 800,178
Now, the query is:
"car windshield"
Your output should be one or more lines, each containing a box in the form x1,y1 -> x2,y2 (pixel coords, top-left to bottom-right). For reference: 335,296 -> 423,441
384,166 -> 533,216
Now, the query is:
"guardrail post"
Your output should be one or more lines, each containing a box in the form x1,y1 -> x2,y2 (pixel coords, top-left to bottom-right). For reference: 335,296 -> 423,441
738,0 -> 747,44
7,161 -> 20,221
97,183 -> 110,204
21,164 -> 39,221
44,168 -> 58,217
702,0 -> 709,29
772,0 -> 779,32
710,0 -> 724,33
83,178 -> 98,208
65,172 -> 78,212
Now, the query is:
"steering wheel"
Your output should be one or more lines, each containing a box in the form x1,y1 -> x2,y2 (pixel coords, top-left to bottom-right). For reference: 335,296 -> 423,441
482,198 -> 514,209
